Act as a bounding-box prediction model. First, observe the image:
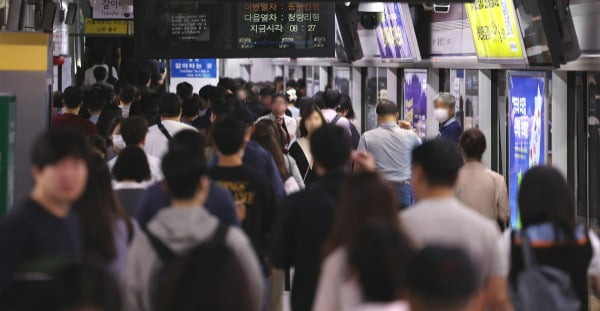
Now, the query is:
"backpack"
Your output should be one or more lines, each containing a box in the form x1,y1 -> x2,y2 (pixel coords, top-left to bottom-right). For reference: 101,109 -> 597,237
510,233 -> 581,311
145,222 -> 229,310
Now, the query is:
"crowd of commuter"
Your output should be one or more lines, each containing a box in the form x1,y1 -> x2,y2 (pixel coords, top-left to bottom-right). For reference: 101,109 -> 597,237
2,72 -> 600,311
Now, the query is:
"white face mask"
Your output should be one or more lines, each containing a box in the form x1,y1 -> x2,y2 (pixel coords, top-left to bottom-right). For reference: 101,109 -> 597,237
112,134 -> 126,151
434,108 -> 449,123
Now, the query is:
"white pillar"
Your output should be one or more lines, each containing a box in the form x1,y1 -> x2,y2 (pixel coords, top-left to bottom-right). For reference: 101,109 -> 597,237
426,68 -> 440,139
552,70 -> 568,177
479,70 -> 492,167
386,68 -> 398,105
352,67 -> 362,131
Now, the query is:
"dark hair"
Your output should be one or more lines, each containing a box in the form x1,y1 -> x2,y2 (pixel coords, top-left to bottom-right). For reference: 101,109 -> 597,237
120,116 -> 149,146
176,82 -> 194,100
105,117 -> 123,147
211,94 -> 235,119
519,166 -> 576,239
337,94 -> 355,119
407,246 -> 480,310
252,119 -> 288,179
274,76 -> 283,84
51,263 -> 123,311
93,66 -> 108,82
312,91 -> 325,109
272,93 -> 289,104
297,78 -> 306,89
230,104 -> 255,126
62,86 -> 83,109
211,117 -> 247,156
119,85 -> 137,104
138,69 -> 151,86
74,156 -> 132,264
376,99 -> 399,116
323,89 -> 342,109
199,85 -> 224,104
459,128 -> 486,161
112,146 -> 151,182
350,223 -> 414,303
84,88 -> 107,114
160,243 -> 257,311
326,172 -> 402,254
137,92 -> 160,125
411,140 -> 462,187
218,77 -> 238,93
259,86 -> 275,97
299,104 -> 325,138
88,134 -> 107,159
168,130 -> 207,158
182,96 -> 201,118
158,93 -> 182,118
31,128 -> 89,170
311,124 -> 351,170
162,149 -> 207,199
286,79 -> 297,89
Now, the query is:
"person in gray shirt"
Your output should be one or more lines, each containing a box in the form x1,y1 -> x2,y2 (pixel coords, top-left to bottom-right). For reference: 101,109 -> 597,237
358,100 -> 421,208
400,140 -> 512,310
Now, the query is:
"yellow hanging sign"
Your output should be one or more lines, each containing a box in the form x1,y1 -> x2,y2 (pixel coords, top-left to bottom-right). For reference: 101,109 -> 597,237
465,0 -> 525,60
84,18 -> 129,35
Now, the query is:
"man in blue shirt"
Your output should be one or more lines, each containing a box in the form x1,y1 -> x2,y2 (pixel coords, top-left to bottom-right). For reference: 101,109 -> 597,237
434,92 -> 462,144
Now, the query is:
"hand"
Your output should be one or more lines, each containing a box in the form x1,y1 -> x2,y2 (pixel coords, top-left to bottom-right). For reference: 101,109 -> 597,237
235,201 -> 247,221
398,120 -> 412,129
352,151 -> 376,173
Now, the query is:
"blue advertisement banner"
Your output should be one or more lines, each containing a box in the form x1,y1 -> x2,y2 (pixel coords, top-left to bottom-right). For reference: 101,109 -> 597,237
404,70 -> 428,139
508,73 -> 545,229
376,3 -> 414,59
170,59 -> 217,78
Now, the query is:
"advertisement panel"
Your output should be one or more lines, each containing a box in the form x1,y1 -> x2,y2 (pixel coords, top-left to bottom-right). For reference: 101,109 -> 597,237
404,70 -> 428,139
375,3 -> 415,60
465,0 -> 525,61
508,72 -> 546,228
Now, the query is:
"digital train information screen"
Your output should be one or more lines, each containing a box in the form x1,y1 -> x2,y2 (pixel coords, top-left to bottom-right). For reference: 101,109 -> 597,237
237,2 -> 330,51
134,1 -> 335,59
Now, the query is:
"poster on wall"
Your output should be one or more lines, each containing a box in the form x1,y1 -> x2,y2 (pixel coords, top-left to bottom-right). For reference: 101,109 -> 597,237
465,0 -> 525,62
508,71 -> 546,229
375,2 -> 420,61
404,69 -> 428,139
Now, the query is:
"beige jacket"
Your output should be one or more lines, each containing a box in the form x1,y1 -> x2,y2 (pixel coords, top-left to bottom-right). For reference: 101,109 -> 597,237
455,161 -> 509,222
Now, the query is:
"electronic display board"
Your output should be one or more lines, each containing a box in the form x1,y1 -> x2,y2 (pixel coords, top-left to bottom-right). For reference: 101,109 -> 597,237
375,2 -> 420,61
134,1 -> 335,59
465,0 -> 526,62
507,71 -> 546,229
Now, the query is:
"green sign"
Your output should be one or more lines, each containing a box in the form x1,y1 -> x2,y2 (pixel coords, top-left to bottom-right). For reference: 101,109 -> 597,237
0,95 -> 16,214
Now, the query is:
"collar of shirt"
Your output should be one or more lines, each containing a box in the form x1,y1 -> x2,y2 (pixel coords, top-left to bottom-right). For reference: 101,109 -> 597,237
378,122 -> 399,129
440,117 -> 457,129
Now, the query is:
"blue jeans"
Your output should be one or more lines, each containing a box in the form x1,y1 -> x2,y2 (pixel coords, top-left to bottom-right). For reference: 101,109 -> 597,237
393,182 -> 412,208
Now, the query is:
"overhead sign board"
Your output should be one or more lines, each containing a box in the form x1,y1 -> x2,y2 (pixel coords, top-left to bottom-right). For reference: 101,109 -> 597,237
91,0 -> 134,20
170,59 -> 217,79
84,18 -> 130,35
465,0 -> 525,61
375,2 -> 420,61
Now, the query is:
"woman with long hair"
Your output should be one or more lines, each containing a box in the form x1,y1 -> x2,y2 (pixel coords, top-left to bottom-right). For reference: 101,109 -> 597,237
288,104 -> 326,186
503,166 -> 600,310
252,119 -> 304,194
73,155 -> 135,277
313,172 -> 414,311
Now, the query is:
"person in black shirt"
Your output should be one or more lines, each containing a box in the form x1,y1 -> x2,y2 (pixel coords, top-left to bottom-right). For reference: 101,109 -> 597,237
270,124 -> 353,311
209,116 -> 277,277
0,128 -> 89,294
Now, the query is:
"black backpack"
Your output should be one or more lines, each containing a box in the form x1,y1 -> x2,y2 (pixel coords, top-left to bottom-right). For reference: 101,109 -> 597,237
145,222 -> 229,310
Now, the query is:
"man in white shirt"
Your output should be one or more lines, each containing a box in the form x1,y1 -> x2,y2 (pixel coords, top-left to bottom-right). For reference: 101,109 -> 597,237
108,116 -> 162,184
399,140 -> 512,310
322,90 -> 352,137
358,100 -> 421,208
257,93 -> 297,148
144,93 -> 197,158
84,63 -> 118,87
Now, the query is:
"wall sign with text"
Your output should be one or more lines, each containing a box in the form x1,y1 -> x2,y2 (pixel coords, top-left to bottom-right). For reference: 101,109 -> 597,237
465,0 -> 525,61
